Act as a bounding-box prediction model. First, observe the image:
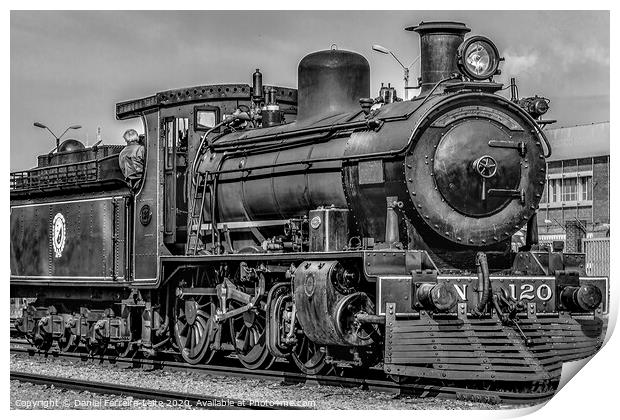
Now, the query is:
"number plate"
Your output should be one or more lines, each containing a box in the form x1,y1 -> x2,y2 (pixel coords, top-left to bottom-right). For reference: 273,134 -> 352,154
500,278 -> 556,313
441,276 -> 556,313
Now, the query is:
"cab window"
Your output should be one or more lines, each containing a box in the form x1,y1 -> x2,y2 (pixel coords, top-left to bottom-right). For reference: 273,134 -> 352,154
194,106 -> 220,131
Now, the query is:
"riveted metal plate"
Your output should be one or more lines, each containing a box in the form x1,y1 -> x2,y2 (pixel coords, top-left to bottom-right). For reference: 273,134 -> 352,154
363,250 -> 437,277
431,105 -> 522,131
358,160 -> 384,185
378,277 -> 414,315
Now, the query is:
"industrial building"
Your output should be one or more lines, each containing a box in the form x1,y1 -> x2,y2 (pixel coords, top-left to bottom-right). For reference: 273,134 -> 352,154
535,121 -> 610,276
537,121 -> 610,238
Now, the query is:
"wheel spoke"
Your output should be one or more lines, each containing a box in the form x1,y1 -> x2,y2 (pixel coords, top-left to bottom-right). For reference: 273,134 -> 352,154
184,327 -> 193,350
308,351 -> 322,366
305,338 -> 312,361
240,327 -> 250,352
193,326 -> 200,347
196,309 -> 210,319
250,327 -> 259,348
179,322 -> 189,339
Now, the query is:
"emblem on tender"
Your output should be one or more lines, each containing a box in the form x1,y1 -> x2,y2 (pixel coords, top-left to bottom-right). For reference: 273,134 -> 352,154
52,212 -> 66,258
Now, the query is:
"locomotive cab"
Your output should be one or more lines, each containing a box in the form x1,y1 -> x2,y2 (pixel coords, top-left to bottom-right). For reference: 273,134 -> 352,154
114,83 -> 298,282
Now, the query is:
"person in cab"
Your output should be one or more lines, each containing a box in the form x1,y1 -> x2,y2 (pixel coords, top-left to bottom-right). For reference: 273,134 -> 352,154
118,129 -> 145,190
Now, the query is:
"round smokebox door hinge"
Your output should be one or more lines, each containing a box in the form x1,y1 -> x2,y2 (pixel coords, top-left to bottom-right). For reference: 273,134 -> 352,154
139,204 -> 152,226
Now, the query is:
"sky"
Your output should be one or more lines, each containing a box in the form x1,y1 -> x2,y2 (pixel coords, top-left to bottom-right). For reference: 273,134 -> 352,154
10,10 -> 610,171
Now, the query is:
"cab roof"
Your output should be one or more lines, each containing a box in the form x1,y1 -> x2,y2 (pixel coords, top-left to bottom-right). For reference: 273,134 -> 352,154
116,83 -> 297,120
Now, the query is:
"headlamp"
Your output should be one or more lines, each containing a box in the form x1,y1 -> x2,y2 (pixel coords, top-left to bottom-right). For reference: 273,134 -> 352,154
457,36 -> 501,80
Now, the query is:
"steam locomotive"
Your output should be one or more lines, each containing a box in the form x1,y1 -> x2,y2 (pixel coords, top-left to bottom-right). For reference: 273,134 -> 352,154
11,21 -> 607,389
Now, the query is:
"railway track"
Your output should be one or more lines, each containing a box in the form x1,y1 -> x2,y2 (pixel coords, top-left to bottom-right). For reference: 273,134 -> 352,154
10,343 -> 556,407
10,370 -> 300,409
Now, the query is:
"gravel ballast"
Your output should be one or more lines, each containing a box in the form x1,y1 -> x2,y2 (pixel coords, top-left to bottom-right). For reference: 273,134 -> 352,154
10,353 -> 499,410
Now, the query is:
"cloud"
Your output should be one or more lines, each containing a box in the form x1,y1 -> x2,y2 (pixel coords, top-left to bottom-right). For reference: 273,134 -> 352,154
499,37 -> 608,96
501,49 -> 543,79
555,41 -> 610,69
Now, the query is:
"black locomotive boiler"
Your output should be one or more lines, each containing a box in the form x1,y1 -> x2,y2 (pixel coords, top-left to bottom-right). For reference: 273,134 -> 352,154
11,21 -> 608,390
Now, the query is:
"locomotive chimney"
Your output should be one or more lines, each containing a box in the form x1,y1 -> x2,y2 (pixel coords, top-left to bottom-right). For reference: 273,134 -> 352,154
406,21 -> 470,95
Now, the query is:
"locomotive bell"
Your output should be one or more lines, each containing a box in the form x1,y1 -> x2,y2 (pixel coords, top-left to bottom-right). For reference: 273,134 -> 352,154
297,48 -> 370,121
406,21 -> 470,94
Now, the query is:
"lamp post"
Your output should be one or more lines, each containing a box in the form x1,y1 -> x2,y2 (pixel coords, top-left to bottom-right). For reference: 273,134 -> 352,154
372,44 -> 420,100
34,122 -> 82,152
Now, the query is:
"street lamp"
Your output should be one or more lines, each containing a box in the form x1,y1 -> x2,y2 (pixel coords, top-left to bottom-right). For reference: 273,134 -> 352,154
33,122 -> 82,152
372,44 -> 420,100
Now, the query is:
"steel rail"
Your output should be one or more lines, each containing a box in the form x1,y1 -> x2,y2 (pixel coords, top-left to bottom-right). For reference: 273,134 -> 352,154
10,345 -> 555,407
10,370 -> 302,410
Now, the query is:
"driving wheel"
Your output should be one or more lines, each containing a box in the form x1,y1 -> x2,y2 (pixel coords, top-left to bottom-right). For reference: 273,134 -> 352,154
229,301 -> 275,370
174,294 -> 219,365
289,333 -> 330,375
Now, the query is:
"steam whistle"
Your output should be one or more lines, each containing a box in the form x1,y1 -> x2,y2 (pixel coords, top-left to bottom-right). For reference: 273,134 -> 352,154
252,68 -> 263,104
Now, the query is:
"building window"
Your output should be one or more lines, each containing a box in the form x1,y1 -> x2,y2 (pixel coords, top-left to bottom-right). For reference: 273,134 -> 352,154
580,176 -> 592,201
546,173 -> 593,205
562,178 -> 578,201
548,179 -> 561,203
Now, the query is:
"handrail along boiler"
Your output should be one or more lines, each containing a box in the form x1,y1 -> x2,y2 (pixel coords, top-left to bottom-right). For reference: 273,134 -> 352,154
10,21 -> 607,390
